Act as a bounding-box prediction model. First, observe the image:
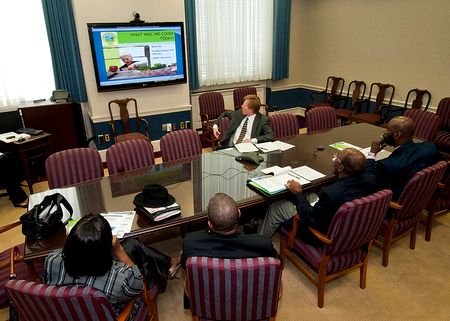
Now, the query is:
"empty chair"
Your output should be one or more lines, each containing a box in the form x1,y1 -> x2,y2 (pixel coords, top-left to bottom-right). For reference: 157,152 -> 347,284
5,279 -> 158,321
108,98 -> 150,143
45,148 -> 104,189
269,113 -> 300,139
309,76 -> 345,108
106,139 -> 155,175
434,97 -> 450,153
199,92 -> 226,149
280,189 -> 392,308
404,109 -> 441,141
385,88 -> 432,119
185,256 -> 282,321
306,106 -> 337,132
335,80 -> 366,124
375,161 -> 447,267
350,82 -> 395,125
233,86 -> 257,110
160,129 -> 202,162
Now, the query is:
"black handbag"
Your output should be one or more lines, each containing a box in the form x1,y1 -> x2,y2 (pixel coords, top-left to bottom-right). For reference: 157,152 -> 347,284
20,193 -> 73,240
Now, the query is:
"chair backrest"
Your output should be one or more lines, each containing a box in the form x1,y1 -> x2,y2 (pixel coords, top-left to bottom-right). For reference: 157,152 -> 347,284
404,88 -> 431,111
368,82 -> 395,114
5,280 -> 118,321
233,87 -> 257,110
186,256 -> 282,321
404,109 -> 441,141
199,92 -> 225,120
326,76 -> 345,102
393,160 -> 447,220
45,148 -> 104,189
344,80 -> 366,110
435,97 -> 450,130
326,189 -> 392,256
306,106 -> 337,132
218,116 -> 231,140
160,129 -> 202,162
108,98 -> 141,134
106,139 -> 155,175
269,113 -> 299,139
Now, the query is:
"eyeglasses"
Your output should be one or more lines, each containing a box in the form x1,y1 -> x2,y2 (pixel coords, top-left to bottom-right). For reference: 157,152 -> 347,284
332,153 -> 342,162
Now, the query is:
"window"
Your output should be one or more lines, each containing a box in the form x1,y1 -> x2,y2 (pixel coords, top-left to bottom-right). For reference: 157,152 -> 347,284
0,0 -> 54,108
195,0 -> 273,87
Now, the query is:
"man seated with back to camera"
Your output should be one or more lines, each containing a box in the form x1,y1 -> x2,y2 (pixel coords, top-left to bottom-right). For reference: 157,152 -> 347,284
181,193 -> 278,269
257,148 -> 380,246
44,214 -> 180,318
365,115 -> 442,201
213,94 -> 274,148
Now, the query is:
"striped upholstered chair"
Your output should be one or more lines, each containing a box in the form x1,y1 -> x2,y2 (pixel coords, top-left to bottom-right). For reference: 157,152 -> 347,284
233,86 -> 257,110
185,256 -> 282,321
306,105 -> 338,133
0,221 -> 44,311
280,189 -> 392,308
434,97 -> 450,153
199,92 -> 226,149
269,113 -> 300,139
375,161 -> 447,267
5,279 -> 158,321
425,167 -> 450,241
160,129 -> 202,163
404,109 -> 441,141
106,139 -> 155,175
45,148 -> 104,189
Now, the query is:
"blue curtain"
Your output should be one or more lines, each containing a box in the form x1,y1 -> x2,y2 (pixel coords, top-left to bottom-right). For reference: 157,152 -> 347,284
272,0 -> 291,80
184,0 -> 200,90
41,0 -> 87,102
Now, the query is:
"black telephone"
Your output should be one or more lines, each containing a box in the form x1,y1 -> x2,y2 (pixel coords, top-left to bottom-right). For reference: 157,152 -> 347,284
50,89 -> 70,102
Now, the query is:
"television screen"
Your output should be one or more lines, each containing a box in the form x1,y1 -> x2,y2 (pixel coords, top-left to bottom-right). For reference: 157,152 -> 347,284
87,22 -> 187,92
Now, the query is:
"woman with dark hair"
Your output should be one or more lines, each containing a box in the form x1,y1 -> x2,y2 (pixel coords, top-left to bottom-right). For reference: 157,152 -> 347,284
44,214 -> 179,316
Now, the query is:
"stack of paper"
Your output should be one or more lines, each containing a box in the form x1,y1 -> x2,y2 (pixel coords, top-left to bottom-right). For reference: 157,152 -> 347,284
101,211 -> 135,238
141,203 -> 181,222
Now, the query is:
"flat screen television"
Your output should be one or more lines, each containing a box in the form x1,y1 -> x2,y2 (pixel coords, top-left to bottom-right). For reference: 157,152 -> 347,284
87,22 -> 187,92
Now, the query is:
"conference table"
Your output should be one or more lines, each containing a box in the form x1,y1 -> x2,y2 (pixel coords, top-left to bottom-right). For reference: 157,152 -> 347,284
23,123 -> 386,263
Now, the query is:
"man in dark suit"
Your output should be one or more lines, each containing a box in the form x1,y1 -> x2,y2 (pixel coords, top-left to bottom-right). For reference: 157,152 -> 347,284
213,94 -> 274,146
258,148 -> 379,245
365,116 -> 442,200
181,193 -> 278,268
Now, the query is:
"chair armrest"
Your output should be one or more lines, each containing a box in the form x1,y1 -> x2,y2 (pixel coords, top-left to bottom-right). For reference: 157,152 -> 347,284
117,298 -> 137,321
307,227 -> 332,245
389,201 -> 403,210
0,220 -> 21,234
137,117 -> 150,136
310,90 -> 327,103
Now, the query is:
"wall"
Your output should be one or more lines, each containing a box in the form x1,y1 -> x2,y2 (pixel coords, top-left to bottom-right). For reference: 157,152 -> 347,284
269,0 -> 450,109
71,0 -> 190,122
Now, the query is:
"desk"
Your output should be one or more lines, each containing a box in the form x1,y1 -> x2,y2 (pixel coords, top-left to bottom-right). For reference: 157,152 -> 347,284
1,133 -> 52,194
24,123 -> 385,262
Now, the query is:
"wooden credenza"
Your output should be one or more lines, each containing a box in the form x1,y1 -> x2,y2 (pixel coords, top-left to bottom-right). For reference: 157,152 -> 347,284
19,100 -> 86,153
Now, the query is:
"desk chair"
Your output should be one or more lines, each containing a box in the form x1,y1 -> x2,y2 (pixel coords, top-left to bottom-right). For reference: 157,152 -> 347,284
306,106 -> 337,132
434,97 -> 450,153
185,256 -> 282,321
160,129 -> 202,163
45,148 -> 104,189
404,109 -> 440,141
233,87 -> 257,110
374,161 -> 447,267
280,189 -> 392,308
269,113 -> 300,139
199,92 -> 226,150
106,139 -> 155,175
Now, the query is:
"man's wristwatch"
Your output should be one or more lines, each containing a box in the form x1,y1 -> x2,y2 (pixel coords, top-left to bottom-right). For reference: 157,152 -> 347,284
367,152 -> 376,157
